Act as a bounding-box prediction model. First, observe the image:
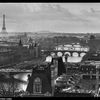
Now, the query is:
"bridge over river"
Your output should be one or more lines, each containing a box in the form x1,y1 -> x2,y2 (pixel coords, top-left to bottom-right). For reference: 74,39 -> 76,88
0,68 -> 32,75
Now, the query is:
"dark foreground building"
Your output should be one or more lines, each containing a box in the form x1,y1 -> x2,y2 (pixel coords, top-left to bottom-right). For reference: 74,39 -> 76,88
51,57 -> 66,76
26,64 -> 52,96
58,57 -> 66,76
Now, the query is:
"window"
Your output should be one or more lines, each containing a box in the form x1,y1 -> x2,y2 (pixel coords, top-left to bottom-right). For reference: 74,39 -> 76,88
33,77 -> 42,94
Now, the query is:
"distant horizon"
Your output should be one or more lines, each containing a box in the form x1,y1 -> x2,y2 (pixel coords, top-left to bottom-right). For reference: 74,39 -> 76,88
3,29 -> 100,34
3,31 -> 100,34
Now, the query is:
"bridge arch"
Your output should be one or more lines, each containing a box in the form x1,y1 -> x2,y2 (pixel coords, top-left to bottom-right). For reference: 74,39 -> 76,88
72,52 -> 79,57
64,52 -> 71,56
80,52 -> 86,57
75,47 -> 81,51
57,52 -> 63,57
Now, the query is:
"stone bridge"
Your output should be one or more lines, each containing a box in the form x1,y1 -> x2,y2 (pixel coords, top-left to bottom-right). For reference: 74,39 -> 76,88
43,50 -> 88,57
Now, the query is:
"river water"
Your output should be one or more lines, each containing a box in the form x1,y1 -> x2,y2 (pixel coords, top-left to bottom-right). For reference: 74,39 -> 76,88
13,72 -> 32,91
11,56 -> 83,92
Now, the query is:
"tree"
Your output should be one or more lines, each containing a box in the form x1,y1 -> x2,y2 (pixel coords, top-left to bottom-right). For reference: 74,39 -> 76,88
90,35 -> 96,40
0,81 -> 18,97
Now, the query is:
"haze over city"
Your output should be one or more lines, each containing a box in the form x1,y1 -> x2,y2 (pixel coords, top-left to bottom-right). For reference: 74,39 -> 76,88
0,3 -> 100,33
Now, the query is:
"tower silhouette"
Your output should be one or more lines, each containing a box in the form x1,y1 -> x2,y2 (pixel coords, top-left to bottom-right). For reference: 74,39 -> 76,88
1,14 -> 7,34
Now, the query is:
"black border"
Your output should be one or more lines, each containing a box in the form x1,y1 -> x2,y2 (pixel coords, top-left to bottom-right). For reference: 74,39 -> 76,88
0,1 -> 99,100
0,1 -> 99,3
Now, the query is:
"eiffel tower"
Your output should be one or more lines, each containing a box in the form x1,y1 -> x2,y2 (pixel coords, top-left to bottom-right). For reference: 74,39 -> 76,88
1,14 -> 7,34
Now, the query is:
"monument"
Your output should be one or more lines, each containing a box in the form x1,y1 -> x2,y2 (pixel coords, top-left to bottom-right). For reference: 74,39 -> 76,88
1,14 -> 7,34
0,14 -> 8,41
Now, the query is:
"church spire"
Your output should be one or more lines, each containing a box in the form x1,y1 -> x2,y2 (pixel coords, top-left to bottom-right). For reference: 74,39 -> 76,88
19,38 -> 23,47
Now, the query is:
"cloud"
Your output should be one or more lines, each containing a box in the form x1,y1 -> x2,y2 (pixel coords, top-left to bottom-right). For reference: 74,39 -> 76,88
0,3 -> 99,32
20,3 -> 90,24
0,3 -> 90,23
81,8 -> 100,20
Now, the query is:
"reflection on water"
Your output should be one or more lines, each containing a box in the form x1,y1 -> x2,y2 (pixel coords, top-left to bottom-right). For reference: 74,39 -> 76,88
14,73 -> 31,91
17,82 -> 28,91
67,57 -> 82,63
62,57 -> 83,63
46,56 -> 84,63
14,57 -> 83,91
14,73 -> 31,82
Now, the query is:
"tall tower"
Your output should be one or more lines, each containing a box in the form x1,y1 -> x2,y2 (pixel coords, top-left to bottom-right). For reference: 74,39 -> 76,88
1,14 -> 7,34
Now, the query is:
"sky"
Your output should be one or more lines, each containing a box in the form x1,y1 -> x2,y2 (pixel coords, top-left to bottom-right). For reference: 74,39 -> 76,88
0,3 -> 100,33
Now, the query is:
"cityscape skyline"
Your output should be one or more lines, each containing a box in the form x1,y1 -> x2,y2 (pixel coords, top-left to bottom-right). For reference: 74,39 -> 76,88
0,3 -> 99,97
0,3 -> 100,33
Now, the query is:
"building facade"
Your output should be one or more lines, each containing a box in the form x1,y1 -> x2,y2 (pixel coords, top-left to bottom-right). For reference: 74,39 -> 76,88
26,64 -> 52,96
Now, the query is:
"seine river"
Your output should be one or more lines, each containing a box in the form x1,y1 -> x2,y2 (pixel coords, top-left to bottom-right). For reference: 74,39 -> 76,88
12,56 -> 83,91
